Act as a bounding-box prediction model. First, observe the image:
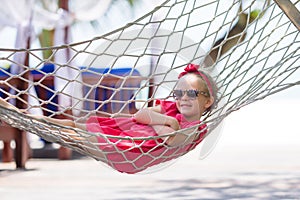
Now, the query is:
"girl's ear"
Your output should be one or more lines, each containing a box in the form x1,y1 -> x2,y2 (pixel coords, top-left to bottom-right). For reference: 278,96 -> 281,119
204,96 -> 214,109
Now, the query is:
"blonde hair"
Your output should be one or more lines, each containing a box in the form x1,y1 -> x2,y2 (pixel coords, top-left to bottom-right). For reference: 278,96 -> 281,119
178,63 -> 218,114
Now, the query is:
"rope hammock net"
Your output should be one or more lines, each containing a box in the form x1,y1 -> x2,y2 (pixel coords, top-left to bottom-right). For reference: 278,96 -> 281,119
0,0 -> 299,173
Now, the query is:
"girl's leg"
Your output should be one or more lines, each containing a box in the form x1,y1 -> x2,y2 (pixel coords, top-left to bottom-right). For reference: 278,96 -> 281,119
80,135 -> 106,160
0,97 -> 82,129
30,115 -> 106,159
0,98 -> 106,160
0,97 -> 22,112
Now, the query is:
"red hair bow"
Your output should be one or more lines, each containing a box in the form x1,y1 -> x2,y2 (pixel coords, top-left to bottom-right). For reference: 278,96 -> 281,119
178,64 -> 214,97
178,64 -> 201,78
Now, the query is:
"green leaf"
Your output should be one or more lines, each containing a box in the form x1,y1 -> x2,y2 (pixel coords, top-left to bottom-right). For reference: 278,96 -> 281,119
250,9 -> 261,20
127,0 -> 135,6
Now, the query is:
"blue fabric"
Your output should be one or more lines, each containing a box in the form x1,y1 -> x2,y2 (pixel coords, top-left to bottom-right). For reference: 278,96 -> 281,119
31,63 -> 58,114
31,63 -> 55,75
0,67 -> 10,98
80,67 -> 141,112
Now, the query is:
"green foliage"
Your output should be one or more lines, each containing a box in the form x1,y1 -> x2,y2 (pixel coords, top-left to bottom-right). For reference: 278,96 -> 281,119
126,0 -> 137,6
39,29 -> 54,60
113,0 -> 140,7
250,9 -> 261,21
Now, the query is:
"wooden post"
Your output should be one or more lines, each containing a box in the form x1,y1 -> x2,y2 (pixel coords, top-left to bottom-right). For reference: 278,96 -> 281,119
15,36 -> 31,169
57,0 -> 72,160
274,0 -> 300,31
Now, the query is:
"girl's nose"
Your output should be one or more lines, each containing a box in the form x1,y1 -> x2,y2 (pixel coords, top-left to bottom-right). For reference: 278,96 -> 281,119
181,92 -> 189,100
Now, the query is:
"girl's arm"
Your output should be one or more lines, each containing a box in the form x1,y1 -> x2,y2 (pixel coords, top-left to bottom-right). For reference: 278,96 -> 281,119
134,105 -> 198,146
133,105 -> 180,131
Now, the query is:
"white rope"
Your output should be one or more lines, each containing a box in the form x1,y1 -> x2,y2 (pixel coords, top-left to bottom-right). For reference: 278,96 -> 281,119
0,0 -> 299,173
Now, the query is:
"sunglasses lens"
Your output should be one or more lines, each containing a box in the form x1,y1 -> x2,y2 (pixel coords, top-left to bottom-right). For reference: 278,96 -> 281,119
173,90 -> 200,99
186,90 -> 198,98
173,90 -> 183,98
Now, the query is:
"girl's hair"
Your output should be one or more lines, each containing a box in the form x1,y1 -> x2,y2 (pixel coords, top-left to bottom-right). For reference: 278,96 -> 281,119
195,69 -> 218,113
178,64 -> 218,113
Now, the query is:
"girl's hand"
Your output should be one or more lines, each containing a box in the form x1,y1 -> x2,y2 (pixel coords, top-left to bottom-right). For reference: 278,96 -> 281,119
167,117 -> 180,131
152,125 -> 175,135
134,106 -> 180,130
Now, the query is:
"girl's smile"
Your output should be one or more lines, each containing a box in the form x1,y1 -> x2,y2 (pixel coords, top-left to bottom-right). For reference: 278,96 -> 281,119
175,73 -> 214,121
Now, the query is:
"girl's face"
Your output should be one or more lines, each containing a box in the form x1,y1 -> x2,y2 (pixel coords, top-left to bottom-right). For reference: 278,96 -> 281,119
174,74 -> 214,121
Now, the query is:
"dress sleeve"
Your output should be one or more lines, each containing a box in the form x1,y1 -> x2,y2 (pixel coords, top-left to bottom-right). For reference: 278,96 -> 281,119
155,100 -> 178,117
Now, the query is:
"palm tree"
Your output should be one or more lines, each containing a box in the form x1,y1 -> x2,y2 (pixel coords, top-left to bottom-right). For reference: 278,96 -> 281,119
204,0 -> 271,67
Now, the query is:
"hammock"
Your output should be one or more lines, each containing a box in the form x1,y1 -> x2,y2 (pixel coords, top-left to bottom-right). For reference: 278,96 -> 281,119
0,0 -> 299,173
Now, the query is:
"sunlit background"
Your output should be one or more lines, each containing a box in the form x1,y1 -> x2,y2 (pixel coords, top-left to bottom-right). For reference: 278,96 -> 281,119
0,1 -> 299,199
0,0 -> 299,155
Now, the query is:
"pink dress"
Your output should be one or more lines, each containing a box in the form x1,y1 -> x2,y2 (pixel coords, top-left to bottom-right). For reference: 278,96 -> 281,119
86,100 -> 207,174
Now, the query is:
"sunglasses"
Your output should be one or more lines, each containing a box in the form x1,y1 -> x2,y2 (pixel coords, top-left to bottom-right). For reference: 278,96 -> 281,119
173,89 -> 209,100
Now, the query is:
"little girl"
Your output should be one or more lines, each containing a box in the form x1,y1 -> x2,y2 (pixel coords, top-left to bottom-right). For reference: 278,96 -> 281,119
0,63 -> 217,174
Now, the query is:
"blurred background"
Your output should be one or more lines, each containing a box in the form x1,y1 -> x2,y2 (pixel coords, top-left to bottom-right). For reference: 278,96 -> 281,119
0,1 -> 299,199
0,0 -> 297,155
